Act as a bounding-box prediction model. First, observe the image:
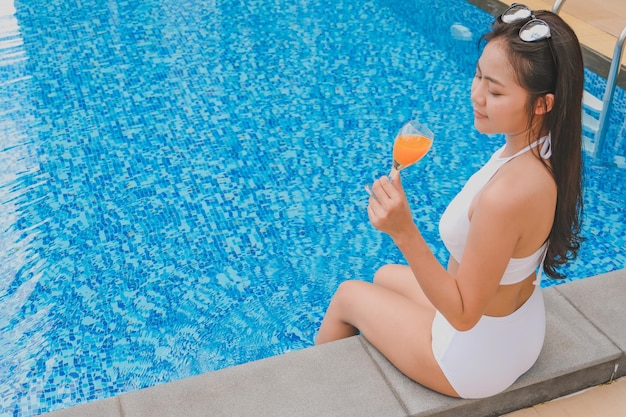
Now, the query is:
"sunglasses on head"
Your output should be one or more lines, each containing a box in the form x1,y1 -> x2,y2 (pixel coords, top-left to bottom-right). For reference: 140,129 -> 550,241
500,3 -> 557,71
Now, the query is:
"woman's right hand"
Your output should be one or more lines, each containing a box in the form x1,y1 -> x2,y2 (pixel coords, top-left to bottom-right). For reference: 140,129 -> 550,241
367,172 -> 417,242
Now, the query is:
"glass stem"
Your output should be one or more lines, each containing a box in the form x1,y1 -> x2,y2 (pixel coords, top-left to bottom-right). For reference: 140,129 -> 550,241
389,161 -> 401,180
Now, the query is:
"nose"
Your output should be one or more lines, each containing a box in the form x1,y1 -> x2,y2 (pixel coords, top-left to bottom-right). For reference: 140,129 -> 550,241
470,78 -> 485,107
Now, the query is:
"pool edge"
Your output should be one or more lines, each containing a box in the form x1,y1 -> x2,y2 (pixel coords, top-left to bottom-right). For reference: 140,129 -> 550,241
40,268 -> 626,417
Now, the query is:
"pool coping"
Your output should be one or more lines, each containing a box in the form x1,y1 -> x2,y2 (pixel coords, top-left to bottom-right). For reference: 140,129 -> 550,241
475,0 -> 626,89
41,268 -> 626,417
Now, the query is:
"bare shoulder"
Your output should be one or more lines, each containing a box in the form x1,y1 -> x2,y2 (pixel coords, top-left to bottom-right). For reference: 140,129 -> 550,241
476,154 -> 556,224
488,154 -> 555,203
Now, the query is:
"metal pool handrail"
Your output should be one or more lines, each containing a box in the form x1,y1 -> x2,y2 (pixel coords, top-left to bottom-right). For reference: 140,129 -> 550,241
551,0 -> 626,160
593,26 -> 626,159
551,0 -> 564,14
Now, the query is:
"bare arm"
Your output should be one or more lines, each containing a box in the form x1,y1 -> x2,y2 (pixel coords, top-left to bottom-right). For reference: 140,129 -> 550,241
368,172 -> 523,330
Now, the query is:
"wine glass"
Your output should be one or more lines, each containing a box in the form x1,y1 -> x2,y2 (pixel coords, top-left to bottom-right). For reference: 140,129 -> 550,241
365,119 -> 434,196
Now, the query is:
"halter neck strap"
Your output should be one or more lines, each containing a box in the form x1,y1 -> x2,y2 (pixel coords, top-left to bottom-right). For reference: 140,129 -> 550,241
509,134 -> 552,160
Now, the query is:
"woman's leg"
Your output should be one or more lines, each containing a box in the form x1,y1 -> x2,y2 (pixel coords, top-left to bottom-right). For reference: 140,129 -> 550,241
315,278 -> 458,397
373,264 -> 433,307
315,264 -> 428,342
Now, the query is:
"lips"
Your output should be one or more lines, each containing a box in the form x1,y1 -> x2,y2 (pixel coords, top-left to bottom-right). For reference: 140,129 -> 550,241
473,109 -> 487,119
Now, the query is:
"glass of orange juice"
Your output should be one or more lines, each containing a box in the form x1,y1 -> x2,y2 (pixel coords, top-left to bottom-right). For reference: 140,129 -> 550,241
366,119 -> 434,196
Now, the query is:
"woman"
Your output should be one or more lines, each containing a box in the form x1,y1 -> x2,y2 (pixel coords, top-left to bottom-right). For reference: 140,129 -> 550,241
315,4 -> 584,399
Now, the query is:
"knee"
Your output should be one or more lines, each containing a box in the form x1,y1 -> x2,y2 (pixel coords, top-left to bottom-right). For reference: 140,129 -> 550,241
373,264 -> 396,285
329,280 -> 363,309
334,280 -> 360,299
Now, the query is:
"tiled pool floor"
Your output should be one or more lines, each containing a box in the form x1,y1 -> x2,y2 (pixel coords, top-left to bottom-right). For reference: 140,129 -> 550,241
35,0 -> 626,416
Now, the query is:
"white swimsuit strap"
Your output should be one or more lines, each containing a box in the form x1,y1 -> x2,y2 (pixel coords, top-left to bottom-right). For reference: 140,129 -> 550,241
533,242 -> 550,286
507,134 -> 552,160
538,134 -> 552,159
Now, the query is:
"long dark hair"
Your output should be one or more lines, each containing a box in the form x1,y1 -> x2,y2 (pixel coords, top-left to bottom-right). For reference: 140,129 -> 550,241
482,10 -> 584,279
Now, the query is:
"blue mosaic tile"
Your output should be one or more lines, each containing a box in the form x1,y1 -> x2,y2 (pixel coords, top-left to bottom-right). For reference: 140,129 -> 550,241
0,0 -> 624,415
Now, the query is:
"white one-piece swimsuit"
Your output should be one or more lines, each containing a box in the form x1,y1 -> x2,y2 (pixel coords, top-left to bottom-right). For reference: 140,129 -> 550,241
434,135 -> 551,399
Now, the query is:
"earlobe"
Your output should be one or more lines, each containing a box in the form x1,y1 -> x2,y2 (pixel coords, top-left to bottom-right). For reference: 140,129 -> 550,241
535,94 -> 555,114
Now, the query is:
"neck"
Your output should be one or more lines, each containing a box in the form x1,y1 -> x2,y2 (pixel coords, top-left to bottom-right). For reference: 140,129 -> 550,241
502,124 -> 548,157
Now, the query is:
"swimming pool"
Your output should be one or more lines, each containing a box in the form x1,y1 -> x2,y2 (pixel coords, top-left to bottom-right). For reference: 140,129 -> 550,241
1,0 -> 624,414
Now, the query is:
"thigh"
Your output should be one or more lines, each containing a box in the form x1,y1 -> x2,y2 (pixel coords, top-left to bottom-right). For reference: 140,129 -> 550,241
373,264 -> 434,309
336,280 -> 458,397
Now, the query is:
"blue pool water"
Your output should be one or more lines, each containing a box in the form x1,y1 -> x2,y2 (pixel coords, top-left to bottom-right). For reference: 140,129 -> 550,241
1,0 -> 625,414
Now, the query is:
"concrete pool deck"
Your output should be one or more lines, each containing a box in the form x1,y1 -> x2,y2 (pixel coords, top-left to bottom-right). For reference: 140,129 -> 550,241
41,268 -> 626,417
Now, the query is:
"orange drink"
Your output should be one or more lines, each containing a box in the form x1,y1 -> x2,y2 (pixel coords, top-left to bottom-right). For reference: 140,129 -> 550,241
393,134 -> 433,169
365,120 -> 434,197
